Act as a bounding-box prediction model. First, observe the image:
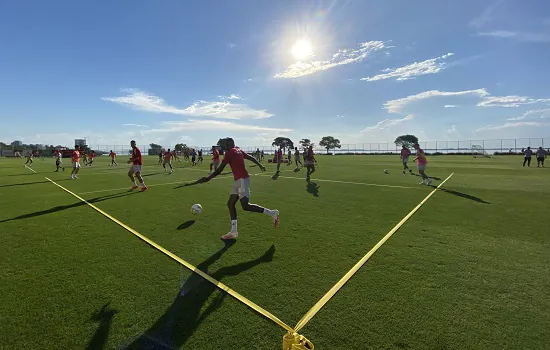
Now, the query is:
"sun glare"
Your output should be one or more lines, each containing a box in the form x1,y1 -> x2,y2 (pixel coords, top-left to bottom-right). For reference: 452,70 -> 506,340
291,39 -> 313,60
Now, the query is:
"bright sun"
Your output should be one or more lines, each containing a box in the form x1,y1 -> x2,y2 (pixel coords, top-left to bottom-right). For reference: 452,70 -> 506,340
291,39 -> 313,60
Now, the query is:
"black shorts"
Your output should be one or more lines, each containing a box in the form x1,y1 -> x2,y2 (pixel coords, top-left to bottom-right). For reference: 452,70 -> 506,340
192,157 -> 196,162
537,157 -> 544,162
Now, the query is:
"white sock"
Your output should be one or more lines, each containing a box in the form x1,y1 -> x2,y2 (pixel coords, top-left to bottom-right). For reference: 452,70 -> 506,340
263,208 -> 276,217
133,181 -> 137,186
231,220 -> 238,232
141,181 -> 146,187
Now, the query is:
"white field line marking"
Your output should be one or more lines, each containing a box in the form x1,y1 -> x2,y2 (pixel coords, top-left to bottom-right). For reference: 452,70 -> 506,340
24,164 -> 37,173
254,173 -> 417,189
293,172 -> 455,332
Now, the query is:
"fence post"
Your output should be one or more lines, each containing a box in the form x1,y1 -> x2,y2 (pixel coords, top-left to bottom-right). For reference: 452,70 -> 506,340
435,141 -> 438,153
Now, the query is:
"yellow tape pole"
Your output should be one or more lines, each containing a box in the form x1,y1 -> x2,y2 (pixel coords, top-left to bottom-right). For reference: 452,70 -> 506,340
294,173 -> 454,332
45,177 -> 294,333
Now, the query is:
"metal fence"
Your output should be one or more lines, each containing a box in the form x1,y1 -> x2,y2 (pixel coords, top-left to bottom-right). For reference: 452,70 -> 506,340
2,138 -> 549,157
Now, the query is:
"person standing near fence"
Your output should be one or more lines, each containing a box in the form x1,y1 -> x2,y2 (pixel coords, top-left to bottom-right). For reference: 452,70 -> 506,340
523,147 -> 533,167
536,147 -> 546,167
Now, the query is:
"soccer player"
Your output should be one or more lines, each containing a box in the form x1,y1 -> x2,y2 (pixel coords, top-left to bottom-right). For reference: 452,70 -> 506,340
108,150 -> 118,166
55,150 -> 65,172
190,149 -> 197,166
536,147 -> 547,167
163,148 -> 173,173
87,150 -> 96,166
413,143 -> 431,185
287,148 -> 292,166
158,151 -> 163,165
260,150 -> 264,161
304,145 -> 316,181
294,147 -> 303,170
128,140 -> 147,191
24,152 -> 33,165
198,138 -> 279,240
70,145 -> 81,179
210,146 -> 221,175
400,145 -> 413,174
275,146 -> 283,174
523,147 -> 533,167
197,149 -> 203,164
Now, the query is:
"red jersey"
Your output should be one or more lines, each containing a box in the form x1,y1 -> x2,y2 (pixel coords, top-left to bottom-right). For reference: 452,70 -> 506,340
276,149 -> 283,160
212,148 -> 220,162
222,147 -> 249,180
109,152 -> 116,158
72,150 -> 80,162
131,147 -> 143,165
401,148 -> 411,158
305,148 -> 315,161
164,151 -> 172,160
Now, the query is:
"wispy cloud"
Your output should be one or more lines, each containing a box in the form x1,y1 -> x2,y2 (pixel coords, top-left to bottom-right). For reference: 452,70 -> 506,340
447,124 -> 460,137
228,43 -> 236,49
147,120 -> 293,134
478,95 -> 550,107
274,41 -> 387,79
361,53 -> 454,82
444,105 -> 458,108
469,0 -> 504,28
123,123 -> 149,128
103,89 -> 272,120
384,89 -> 489,114
507,108 -> 550,121
360,115 -> 413,132
478,30 -> 550,43
337,114 -> 344,118
476,121 -> 546,131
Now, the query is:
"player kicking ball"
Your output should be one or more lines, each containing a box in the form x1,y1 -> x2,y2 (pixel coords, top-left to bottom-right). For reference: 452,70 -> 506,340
128,140 -> 147,191
198,137 -> 279,240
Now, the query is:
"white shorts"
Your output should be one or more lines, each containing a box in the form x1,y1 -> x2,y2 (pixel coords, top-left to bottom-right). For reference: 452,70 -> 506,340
417,164 -> 426,171
130,164 -> 142,173
230,178 -> 251,199
402,156 -> 409,164
72,162 -> 80,169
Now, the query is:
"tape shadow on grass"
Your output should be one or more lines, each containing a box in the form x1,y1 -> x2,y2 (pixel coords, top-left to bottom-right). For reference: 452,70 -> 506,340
122,242 -> 275,350
0,191 -> 139,224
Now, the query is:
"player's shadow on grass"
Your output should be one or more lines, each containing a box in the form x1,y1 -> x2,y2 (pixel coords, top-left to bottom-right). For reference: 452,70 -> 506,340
0,191 -> 138,224
437,187 -> 490,204
122,242 -> 275,350
142,172 -> 163,177
177,220 -> 195,230
306,181 -> 320,197
86,302 -> 119,350
414,174 -> 442,181
173,181 -> 200,189
0,180 -> 50,188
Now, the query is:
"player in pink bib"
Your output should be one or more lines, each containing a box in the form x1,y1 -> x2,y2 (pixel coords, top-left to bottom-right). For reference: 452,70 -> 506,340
413,143 -> 431,185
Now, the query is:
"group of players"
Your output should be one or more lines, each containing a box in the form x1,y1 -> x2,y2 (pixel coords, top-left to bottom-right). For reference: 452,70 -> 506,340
157,148 -> 206,173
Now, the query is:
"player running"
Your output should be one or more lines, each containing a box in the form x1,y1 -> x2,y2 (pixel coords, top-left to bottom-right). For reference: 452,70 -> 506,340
536,147 -> 547,167
108,150 -> 118,166
304,145 -> 316,182
128,140 -> 147,191
209,146 -> 221,175
400,145 -> 413,174
197,149 -> 204,164
294,147 -> 303,170
24,152 -> 34,165
158,151 -> 163,165
55,150 -> 65,172
163,148 -> 174,173
70,145 -> 81,179
413,143 -> 431,185
198,138 -> 279,240
87,150 -> 96,166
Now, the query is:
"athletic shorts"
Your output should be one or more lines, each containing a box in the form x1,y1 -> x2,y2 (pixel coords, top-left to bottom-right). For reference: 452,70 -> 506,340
163,160 -> 170,165
56,160 -> 61,165
402,156 -> 409,164
130,164 -> 142,173
230,178 -> 251,199
417,164 -> 426,171
305,160 -> 315,166
537,157 -> 544,162
72,162 -> 80,169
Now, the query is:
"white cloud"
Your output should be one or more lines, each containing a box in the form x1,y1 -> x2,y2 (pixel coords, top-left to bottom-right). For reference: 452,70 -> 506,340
147,120 -> 293,134
469,0 -> 504,28
123,123 -> 149,128
361,53 -> 454,82
360,115 -> 413,132
444,105 -> 458,108
103,89 -> 273,120
274,40 -> 387,79
476,121 -> 547,131
447,124 -> 460,137
478,30 -> 550,43
478,95 -> 550,108
507,108 -> 550,120
337,114 -> 344,118
384,89 -> 489,113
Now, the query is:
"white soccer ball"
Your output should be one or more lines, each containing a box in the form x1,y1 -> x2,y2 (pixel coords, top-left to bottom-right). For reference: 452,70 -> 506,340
384,169 -> 389,174
191,204 -> 203,215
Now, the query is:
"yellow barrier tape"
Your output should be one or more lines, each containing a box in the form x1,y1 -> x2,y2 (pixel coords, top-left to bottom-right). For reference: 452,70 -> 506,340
45,177 -> 294,333
294,173 -> 454,332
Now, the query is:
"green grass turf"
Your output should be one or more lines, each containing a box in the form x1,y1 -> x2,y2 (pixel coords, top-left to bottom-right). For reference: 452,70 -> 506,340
0,154 -> 549,349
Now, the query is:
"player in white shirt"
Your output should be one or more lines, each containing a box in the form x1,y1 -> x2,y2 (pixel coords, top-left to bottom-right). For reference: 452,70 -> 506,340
55,151 -> 65,172
523,147 -> 533,167
536,147 -> 547,167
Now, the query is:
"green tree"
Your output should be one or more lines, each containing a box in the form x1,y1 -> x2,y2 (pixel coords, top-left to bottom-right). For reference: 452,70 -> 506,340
149,143 -> 163,150
299,139 -> 314,148
174,143 -> 188,152
319,136 -> 341,154
272,137 -> 293,149
394,134 -> 418,148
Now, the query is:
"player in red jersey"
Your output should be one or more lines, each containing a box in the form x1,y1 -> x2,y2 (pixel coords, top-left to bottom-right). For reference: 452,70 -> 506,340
304,145 -> 317,181
198,138 -> 279,240
163,148 -> 173,173
128,140 -> 147,191
275,145 -> 284,174
400,145 -> 413,174
108,150 -> 118,166
87,150 -> 96,166
70,145 -> 81,179
209,146 -> 220,175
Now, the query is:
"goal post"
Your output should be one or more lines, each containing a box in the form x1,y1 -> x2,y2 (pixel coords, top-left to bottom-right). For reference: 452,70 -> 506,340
472,145 -> 491,158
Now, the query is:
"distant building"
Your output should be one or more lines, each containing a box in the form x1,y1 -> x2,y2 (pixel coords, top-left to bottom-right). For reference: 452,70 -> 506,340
75,139 -> 87,147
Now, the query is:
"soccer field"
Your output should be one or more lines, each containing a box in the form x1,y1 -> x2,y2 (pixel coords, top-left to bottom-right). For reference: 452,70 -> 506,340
1,154 -> 549,349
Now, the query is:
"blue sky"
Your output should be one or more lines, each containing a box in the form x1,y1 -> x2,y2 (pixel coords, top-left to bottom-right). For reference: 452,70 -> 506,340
1,0 -> 549,148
